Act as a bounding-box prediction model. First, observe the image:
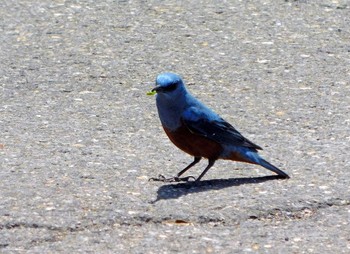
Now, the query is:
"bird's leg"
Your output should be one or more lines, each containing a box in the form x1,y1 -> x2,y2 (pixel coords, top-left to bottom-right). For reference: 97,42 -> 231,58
177,156 -> 202,177
195,159 -> 216,182
149,157 -> 201,182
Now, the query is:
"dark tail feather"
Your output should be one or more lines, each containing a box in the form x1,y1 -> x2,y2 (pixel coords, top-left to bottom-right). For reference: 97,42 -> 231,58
259,158 -> 290,178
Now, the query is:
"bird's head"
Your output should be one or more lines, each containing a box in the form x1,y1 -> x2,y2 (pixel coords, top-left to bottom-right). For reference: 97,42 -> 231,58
151,73 -> 186,98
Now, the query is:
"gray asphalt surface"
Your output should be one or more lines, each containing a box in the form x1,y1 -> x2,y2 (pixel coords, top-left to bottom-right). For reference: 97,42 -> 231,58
1,0 -> 350,253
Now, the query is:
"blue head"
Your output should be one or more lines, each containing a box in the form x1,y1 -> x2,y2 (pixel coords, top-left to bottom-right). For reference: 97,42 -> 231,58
152,72 -> 218,130
152,73 -> 187,100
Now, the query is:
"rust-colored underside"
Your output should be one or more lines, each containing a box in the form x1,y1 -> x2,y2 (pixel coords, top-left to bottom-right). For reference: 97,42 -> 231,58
164,125 -> 258,165
164,125 -> 223,160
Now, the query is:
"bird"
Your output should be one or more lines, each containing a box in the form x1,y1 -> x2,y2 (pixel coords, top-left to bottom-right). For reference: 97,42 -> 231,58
149,72 -> 289,182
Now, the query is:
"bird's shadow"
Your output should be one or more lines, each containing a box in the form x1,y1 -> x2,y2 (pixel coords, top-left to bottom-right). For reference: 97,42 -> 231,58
150,175 -> 285,203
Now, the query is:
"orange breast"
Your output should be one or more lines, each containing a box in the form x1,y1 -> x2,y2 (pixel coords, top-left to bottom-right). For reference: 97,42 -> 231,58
163,125 -> 223,160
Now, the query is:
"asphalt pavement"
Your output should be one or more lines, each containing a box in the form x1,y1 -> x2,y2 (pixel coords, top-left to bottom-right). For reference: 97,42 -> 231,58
1,0 -> 349,253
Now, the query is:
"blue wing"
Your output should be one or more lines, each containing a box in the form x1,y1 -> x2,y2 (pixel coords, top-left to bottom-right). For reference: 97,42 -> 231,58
182,107 -> 262,150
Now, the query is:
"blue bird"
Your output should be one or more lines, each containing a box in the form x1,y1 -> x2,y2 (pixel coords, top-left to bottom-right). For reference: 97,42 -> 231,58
150,72 -> 289,182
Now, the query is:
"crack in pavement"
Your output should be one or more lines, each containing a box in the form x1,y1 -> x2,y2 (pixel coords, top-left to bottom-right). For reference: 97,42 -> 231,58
1,197 -> 348,235
0,222 -> 84,232
0,198 -> 350,235
248,197 -> 350,222
0,198 -> 348,250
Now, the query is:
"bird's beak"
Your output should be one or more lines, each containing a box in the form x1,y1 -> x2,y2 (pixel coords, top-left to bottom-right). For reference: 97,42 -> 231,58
146,85 -> 160,96
152,86 -> 162,93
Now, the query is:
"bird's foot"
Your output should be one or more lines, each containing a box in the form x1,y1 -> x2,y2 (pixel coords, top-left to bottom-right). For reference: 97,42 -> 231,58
149,174 -> 196,182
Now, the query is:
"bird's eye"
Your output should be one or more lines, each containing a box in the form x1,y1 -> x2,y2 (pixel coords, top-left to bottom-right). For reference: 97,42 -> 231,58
164,82 -> 177,92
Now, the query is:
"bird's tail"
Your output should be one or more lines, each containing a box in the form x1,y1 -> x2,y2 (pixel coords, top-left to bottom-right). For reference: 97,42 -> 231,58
258,158 -> 290,178
225,148 -> 290,178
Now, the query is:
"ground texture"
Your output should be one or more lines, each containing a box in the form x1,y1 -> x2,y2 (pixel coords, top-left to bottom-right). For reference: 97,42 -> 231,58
1,0 -> 350,253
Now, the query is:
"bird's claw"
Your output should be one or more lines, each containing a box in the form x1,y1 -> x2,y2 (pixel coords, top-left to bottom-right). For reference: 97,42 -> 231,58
149,174 -> 196,182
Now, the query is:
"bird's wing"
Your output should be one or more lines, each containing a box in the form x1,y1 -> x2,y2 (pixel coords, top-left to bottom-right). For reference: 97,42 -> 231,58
181,107 -> 262,150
